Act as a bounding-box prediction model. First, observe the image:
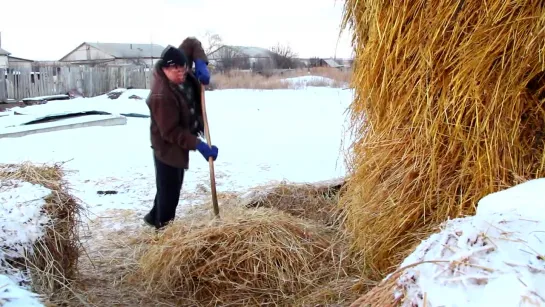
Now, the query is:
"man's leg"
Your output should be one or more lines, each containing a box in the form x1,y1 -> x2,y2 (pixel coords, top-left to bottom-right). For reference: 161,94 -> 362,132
144,155 -> 161,227
143,196 -> 158,227
154,156 -> 184,228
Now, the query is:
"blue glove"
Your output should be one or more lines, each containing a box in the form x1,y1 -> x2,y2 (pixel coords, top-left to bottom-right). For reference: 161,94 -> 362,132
194,59 -> 210,85
196,140 -> 218,161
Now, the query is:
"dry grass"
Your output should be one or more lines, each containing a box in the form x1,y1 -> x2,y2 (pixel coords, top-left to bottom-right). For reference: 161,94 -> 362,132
62,182 -> 364,306
66,209 -> 174,306
339,0 -> 545,281
242,178 -> 346,227
127,205 -> 361,306
292,276 -> 374,306
210,67 -> 352,90
348,272 -> 403,307
0,162 -> 82,302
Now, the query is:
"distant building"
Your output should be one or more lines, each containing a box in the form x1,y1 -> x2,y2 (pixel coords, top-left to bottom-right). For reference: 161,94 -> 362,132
0,47 -> 9,69
8,56 -> 34,70
207,45 -> 278,71
323,59 -> 344,69
305,58 -> 351,71
59,42 -> 165,67
0,48 -> 34,71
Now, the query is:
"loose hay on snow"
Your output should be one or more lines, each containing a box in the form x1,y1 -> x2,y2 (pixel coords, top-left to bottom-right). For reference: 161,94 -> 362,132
0,162 -> 82,301
340,0 -> 545,279
131,205 -> 359,306
241,178 -> 346,227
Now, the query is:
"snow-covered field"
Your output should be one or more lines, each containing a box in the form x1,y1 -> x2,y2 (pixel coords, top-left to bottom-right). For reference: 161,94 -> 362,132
0,86 -> 353,221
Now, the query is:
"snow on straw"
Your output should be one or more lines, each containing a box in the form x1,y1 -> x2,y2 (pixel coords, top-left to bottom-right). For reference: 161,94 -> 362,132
0,180 -> 51,286
392,178 -> 545,307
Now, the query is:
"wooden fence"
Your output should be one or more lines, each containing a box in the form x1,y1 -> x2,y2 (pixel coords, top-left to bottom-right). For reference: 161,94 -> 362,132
0,65 -> 152,102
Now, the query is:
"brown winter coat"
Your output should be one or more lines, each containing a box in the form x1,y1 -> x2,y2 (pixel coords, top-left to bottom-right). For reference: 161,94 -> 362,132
147,61 -> 199,169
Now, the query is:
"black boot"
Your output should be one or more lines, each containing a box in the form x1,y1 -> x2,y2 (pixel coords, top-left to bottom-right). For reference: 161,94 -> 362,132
143,212 -> 155,228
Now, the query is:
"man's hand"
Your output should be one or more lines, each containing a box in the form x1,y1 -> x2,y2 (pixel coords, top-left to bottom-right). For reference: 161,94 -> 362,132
196,140 -> 218,161
195,59 -> 210,85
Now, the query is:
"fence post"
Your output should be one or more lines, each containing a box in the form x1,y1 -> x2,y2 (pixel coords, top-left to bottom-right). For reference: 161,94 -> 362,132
0,68 -> 6,102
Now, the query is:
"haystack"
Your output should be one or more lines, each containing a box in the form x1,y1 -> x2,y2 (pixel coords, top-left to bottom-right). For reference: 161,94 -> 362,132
350,178 -> 545,306
242,178 -> 345,226
131,205 -> 359,306
0,162 -> 81,301
340,0 -> 545,279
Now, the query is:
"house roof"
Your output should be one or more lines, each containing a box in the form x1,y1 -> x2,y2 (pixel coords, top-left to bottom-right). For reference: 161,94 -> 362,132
85,42 -> 165,58
230,46 -> 274,57
0,47 -> 10,56
210,45 -> 275,58
8,56 -> 34,62
323,59 -> 342,67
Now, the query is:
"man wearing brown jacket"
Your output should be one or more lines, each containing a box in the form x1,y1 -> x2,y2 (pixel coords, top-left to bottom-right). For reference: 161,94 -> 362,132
144,45 -> 218,229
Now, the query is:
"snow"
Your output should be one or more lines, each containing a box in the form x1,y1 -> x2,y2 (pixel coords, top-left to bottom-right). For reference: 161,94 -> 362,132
0,180 -> 50,306
394,179 -> 545,307
281,75 -> 344,89
0,180 -> 51,283
0,114 -> 126,137
7,89 -> 150,119
0,274 -> 44,307
0,87 -> 353,220
22,94 -> 69,101
476,178 -> 545,220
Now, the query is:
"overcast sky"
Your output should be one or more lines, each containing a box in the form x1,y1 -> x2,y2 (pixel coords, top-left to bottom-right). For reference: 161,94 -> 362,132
0,0 -> 353,61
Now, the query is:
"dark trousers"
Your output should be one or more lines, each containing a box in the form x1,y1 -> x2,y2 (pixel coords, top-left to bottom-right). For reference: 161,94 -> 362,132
147,155 -> 185,229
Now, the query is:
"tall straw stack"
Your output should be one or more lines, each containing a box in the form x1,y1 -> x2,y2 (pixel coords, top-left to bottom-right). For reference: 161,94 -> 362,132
340,1 -> 545,279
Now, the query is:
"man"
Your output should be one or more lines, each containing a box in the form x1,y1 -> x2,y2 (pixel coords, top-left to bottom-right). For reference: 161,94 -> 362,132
144,45 -> 219,229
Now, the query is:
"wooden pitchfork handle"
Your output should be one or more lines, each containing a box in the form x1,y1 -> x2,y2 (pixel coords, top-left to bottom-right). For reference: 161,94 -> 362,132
200,84 -> 220,218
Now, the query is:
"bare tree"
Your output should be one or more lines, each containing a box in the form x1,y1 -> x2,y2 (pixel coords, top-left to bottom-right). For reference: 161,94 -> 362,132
204,31 -> 223,55
216,47 -> 250,72
309,57 -> 322,68
252,58 -> 275,73
269,43 -> 298,69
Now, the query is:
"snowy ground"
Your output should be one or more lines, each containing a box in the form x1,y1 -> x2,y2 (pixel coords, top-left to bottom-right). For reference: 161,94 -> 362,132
0,84 -> 352,304
281,75 -> 347,89
0,86 -> 353,224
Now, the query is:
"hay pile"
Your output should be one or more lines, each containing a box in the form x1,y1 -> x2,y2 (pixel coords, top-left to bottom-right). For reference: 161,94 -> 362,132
0,162 -> 81,301
292,276 -> 373,306
242,178 -> 345,226
340,0 -> 545,279
131,205 -> 359,306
